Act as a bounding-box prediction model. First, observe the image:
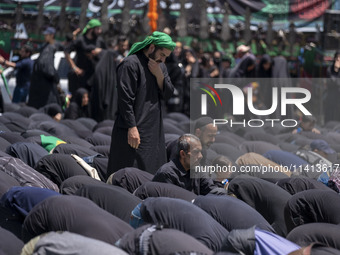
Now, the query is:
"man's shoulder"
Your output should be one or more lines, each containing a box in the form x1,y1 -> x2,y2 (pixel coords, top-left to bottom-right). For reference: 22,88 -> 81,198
118,54 -> 139,65
157,160 -> 177,173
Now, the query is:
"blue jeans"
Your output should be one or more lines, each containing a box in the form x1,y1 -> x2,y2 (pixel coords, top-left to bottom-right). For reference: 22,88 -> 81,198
12,86 -> 29,103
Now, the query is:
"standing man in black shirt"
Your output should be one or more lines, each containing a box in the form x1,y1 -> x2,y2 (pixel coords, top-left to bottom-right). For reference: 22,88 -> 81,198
107,31 -> 175,176
64,19 -> 106,94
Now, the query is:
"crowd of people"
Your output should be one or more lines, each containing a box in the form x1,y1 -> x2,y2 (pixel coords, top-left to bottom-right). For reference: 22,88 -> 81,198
0,19 -> 340,255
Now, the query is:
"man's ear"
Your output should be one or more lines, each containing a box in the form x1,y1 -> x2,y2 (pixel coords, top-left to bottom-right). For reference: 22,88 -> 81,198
195,128 -> 201,137
179,150 -> 186,159
149,44 -> 155,54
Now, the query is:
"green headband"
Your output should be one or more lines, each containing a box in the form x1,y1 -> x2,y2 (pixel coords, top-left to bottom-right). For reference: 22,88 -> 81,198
128,31 -> 176,56
82,19 -> 102,34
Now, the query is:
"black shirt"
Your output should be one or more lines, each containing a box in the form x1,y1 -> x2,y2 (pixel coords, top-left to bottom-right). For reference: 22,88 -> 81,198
152,158 -> 218,195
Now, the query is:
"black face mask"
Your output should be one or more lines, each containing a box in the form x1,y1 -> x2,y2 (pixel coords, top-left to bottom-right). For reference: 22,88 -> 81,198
214,58 -> 221,65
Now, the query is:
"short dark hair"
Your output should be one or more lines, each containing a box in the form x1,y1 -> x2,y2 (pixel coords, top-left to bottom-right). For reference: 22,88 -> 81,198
22,44 -> 33,56
144,44 -> 163,52
117,35 -> 127,43
176,134 -> 200,157
301,115 -> 316,123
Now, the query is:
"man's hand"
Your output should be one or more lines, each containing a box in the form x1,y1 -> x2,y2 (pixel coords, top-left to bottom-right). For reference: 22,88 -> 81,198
73,66 -> 84,76
128,126 -> 140,149
0,55 -> 4,64
148,58 -> 164,90
148,58 -> 163,78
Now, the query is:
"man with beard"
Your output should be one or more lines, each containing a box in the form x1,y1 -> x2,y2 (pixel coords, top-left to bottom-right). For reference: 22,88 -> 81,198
193,117 -> 219,166
152,134 -> 225,195
107,31 -> 175,176
64,19 -> 106,94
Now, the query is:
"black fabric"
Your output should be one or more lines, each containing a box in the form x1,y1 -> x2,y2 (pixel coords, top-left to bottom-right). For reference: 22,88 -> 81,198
163,120 -> 185,136
58,136 -> 94,149
91,156 -> 108,181
28,42 -> 62,109
0,131 -> 25,144
193,195 -> 275,233
94,126 -> 113,136
85,132 -> 111,146
166,112 -> 190,123
93,119 -> 115,132
0,226 -> 24,255
238,141 -> 281,154
140,197 -> 229,252
0,170 -> 20,197
90,145 -> 110,157
244,132 -> 281,145
65,34 -> 106,93
0,204 -> 23,240
109,167 -> 154,193
210,143 -> 244,162
39,103 -> 62,118
88,49 -> 118,122
60,175 -> 104,195
75,183 -> 141,223
53,143 -> 100,158
0,112 -> 31,133
34,154 -> 89,187
29,113 -> 54,124
152,158 -> 218,196
59,119 -> 92,139
0,157 -> 59,192
0,137 -> 11,152
22,195 -> 133,244
34,121 -> 79,138
229,54 -> 256,78
76,117 -> 98,131
228,176 -> 291,237
287,223 -> 340,250
117,224 -> 214,255
107,52 -> 173,175
21,129 -> 51,139
6,142 -> 48,168
284,189 -> 340,233
277,176 -> 334,195
14,105 -> 39,118
134,181 -> 197,202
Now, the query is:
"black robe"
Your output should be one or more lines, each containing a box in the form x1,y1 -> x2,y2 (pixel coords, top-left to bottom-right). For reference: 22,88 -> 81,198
133,181 -> 197,202
108,167 -> 154,193
74,183 -> 141,223
277,176 -> 334,195
53,143 -> 100,158
28,42 -> 62,109
89,50 -> 118,122
228,176 -> 291,237
107,51 -> 174,176
22,195 -> 133,244
286,223 -> 340,250
284,189 -> 340,232
193,195 -> 275,233
0,227 -> 24,255
117,224 -> 214,255
5,142 -> 49,168
140,197 -> 229,252
34,154 -> 89,187
60,175 -> 103,195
